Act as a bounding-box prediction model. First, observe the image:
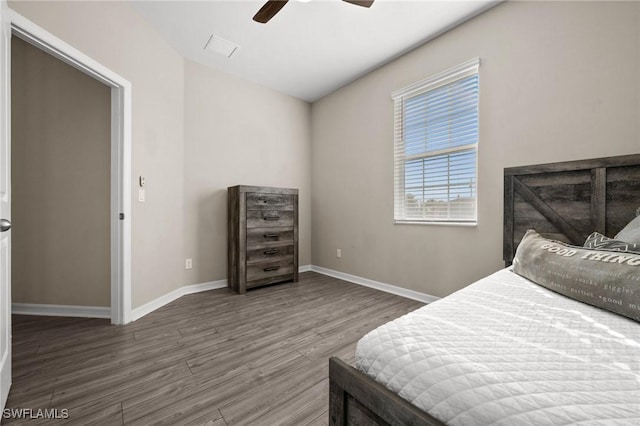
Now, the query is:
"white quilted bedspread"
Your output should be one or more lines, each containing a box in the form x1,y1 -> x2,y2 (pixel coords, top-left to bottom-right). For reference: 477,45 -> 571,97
355,269 -> 640,425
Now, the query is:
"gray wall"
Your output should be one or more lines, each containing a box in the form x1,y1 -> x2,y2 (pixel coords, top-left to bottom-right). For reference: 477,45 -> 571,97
311,1 -> 640,297
182,60 -> 311,285
11,36 -> 110,306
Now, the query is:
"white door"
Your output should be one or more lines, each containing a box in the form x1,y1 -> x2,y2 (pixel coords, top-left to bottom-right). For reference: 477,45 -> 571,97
0,0 -> 11,411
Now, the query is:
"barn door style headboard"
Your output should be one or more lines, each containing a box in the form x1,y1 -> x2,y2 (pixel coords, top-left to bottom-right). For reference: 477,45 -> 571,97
503,154 -> 640,266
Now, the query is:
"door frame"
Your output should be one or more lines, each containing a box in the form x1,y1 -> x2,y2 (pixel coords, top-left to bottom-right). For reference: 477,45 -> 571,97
8,11 -> 132,325
1,0 -> 10,411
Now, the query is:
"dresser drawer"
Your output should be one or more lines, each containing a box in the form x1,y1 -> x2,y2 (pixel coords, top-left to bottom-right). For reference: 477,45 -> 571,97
246,227 -> 294,245
246,210 -> 294,228
246,244 -> 294,263
246,193 -> 294,210
246,258 -> 295,283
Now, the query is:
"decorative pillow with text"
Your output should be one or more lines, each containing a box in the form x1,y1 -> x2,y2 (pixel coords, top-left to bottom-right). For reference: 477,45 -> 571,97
513,230 -> 640,322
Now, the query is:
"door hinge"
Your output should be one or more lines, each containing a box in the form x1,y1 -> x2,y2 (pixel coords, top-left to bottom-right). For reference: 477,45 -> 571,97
119,213 -> 125,220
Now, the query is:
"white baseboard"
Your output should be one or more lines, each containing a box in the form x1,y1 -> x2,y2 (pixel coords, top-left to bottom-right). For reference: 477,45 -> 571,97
129,264 -> 386,322
131,279 -> 227,322
298,264 -> 312,273
310,265 -> 439,304
132,265 -> 313,322
11,265 -> 434,323
11,303 -> 111,319
181,279 -> 228,296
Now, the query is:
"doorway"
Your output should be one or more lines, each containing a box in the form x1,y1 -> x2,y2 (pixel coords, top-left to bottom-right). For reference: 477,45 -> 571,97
9,14 -> 132,325
11,36 -> 111,314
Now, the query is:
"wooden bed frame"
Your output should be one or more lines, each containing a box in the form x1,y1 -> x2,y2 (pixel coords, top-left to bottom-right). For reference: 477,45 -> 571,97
328,153 -> 640,426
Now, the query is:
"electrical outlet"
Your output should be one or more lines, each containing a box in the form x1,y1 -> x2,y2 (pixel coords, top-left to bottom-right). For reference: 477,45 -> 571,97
336,249 -> 342,258
185,258 -> 193,269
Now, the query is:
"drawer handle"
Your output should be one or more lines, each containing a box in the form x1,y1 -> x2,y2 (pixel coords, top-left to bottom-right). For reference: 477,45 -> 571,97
263,249 -> 280,255
263,266 -> 281,272
263,233 -> 279,239
263,215 -> 280,221
263,199 -> 280,204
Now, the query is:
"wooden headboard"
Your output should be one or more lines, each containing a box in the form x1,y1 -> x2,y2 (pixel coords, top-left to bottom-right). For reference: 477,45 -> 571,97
503,154 -> 640,266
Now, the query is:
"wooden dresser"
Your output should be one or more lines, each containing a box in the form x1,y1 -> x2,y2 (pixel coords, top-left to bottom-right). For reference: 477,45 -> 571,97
227,185 -> 299,294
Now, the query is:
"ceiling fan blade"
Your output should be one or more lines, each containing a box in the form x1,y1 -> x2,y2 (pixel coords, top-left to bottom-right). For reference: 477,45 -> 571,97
253,0 -> 290,24
343,0 -> 374,8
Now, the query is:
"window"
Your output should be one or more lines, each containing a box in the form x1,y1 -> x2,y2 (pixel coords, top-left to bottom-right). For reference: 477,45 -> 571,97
393,58 -> 479,225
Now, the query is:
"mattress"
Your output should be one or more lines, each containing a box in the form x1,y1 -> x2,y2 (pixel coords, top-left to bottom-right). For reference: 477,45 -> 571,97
355,268 -> 640,425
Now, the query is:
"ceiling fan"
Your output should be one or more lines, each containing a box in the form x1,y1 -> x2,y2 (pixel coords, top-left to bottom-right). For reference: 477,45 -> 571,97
253,0 -> 375,24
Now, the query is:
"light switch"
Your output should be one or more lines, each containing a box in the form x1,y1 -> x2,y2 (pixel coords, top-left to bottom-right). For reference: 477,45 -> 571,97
138,188 -> 145,202
139,176 -> 145,187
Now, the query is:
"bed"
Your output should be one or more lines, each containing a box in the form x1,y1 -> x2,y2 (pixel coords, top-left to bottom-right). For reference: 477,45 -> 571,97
328,154 -> 640,425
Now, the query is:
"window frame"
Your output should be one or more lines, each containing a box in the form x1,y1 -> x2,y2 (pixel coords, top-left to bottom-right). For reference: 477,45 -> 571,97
392,58 -> 480,226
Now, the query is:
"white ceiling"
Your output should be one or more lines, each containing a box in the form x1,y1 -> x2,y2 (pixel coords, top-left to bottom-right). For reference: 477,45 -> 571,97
131,0 -> 498,102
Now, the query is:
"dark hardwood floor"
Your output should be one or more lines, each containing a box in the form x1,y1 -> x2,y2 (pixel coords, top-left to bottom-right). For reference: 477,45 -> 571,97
5,272 -> 424,425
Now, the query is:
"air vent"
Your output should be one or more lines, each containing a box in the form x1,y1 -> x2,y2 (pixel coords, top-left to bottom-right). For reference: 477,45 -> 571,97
204,35 -> 239,58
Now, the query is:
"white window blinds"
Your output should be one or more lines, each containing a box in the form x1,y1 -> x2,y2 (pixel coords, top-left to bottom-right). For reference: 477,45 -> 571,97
393,58 -> 479,224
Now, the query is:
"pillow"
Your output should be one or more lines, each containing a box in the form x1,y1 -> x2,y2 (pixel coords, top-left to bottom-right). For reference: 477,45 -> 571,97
584,231 -> 640,254
513,229 -> 640,322
615,214 -> 640,245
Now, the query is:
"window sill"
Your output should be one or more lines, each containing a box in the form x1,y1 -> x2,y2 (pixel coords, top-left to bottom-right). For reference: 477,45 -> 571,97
394,220 -> 477,227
